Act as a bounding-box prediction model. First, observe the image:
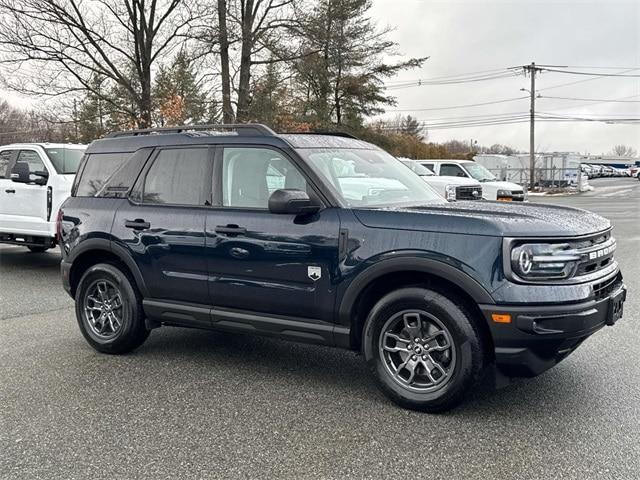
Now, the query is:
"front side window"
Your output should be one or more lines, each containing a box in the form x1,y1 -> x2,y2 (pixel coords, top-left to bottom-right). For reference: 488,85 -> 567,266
439,164 -> 467,177
143,148 -> 210,205
17,150 -> 46,173
298,148 -> 444,207
222,147 -> 307,208
46,147 -> 85,174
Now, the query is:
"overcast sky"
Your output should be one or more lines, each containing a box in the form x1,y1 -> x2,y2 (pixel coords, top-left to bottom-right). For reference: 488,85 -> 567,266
371,0 -> 640,155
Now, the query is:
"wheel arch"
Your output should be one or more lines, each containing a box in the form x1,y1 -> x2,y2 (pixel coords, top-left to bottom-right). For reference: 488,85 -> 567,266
337,257 -> 495,353
67,239 -> 148,298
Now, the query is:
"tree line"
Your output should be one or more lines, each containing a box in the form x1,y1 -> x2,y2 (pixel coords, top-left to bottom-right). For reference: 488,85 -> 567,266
0,0 -> 522,159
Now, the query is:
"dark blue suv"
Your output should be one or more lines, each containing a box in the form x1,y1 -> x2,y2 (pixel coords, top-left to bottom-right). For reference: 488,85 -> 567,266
59,124 -> 626,411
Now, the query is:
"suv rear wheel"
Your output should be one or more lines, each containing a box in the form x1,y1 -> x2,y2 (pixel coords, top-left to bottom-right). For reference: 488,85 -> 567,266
363,287 -> 485,412
75,263 -> 149,354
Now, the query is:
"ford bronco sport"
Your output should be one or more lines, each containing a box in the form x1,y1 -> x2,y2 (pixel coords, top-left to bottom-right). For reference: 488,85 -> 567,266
59,124 -> 626,412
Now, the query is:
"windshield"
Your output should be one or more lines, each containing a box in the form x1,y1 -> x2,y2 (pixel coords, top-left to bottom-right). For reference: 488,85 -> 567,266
464,162 -> 496,182
401,160 -> 434,176
45,147 -> 85,174
299,148 -> 445,207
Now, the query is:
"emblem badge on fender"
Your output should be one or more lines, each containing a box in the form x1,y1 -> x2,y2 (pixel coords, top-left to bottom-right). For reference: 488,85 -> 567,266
308,266 -> 321,281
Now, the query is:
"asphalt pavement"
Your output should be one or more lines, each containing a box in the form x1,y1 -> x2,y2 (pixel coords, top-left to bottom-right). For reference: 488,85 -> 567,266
1,177 -> 639,479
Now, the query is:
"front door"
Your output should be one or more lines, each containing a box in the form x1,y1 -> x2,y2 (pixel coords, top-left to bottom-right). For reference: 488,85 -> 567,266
206,146 -> 341,324
111,147 -> 213,305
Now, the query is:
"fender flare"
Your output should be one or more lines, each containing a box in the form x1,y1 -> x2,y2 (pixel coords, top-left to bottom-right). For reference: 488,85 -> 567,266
337,256 -> 495,327
68,238 -> 149,297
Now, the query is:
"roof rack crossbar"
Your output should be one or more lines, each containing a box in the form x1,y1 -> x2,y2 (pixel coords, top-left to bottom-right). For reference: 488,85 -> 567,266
280,130 -> 360,140
106,123 -> 276,138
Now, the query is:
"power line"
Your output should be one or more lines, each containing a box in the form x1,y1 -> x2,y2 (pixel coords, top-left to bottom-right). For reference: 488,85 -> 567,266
383,67 -> 511,85
385,95 -> 529,112
537,68 -> 639,91
539,68 -> 640,77
539,95 -> 640,103
384,71 -> 518,90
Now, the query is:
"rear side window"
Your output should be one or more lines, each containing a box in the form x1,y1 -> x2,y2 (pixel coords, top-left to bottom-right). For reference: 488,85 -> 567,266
142,148 -> 211,206
440,164 -> 467,177
75,153 -> 128,196
0,150 -> 12,178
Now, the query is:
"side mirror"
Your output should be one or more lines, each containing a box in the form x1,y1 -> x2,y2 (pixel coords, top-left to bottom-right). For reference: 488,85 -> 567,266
10,162 -> 30,183
268,189 -> 321,215
33,170 -> 49,185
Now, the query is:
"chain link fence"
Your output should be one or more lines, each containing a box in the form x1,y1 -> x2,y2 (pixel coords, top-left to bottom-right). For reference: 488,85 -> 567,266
484,166 -> 582,189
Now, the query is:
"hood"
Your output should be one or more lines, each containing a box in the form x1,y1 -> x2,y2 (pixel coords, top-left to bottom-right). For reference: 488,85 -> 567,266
482,180 -> 523,192
438,175 -> 481,186
353,201 -> 610,237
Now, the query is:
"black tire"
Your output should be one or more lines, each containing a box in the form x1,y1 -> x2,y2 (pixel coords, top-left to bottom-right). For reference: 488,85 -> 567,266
27,246 -> 49,253
75,263 -> 149,354
363,287 -> 486,412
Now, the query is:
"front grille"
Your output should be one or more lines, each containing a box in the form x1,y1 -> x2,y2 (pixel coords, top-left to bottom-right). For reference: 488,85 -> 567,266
572,232 -> 616,277
511,190 -> 525,201
593,273 -> 622,300
456,186 -> 482,200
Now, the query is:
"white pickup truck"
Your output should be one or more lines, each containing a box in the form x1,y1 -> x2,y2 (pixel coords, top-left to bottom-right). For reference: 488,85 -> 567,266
401,160 -> 483,201
0,143 -> 86,252
419,159 -> 527,201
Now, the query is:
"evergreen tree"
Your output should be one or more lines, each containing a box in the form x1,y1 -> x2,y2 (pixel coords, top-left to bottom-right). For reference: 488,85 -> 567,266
153,51 -> 208,126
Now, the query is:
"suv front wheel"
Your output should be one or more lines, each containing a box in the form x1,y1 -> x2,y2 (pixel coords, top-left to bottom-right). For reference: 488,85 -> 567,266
75,263 -> 150,354
363,287 -> 485,412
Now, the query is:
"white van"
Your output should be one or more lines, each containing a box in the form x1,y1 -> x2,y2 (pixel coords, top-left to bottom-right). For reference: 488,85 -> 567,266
0,143 -> 86,252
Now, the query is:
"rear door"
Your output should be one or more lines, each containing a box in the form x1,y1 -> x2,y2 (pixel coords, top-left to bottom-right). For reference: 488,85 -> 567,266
111,147 -> 213,305
205,146 -> 341,323
3,149 -> 50,235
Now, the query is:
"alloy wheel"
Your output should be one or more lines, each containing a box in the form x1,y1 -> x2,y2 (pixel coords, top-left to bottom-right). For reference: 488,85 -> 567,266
379,310 -> 456,392
83,279 -> 124,340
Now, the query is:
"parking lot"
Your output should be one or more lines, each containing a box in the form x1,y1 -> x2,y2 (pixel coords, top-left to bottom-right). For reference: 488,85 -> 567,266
1,177 -> 638,480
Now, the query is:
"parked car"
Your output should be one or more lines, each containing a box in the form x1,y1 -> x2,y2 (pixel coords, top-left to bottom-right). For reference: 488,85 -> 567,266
0,143 -> 86,252
400,160 -> 482,201
59,125 -> 626,412
419,159 -> 527,201
630,166 -> 640,180
580,163 -> 594,179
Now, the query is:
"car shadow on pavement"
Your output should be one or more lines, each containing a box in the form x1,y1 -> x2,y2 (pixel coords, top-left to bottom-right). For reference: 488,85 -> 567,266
131,325 -> 595,417
0,246 -> 61,272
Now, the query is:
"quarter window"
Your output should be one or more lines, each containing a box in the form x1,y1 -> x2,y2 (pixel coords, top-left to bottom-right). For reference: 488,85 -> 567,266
222,147 -> 307,208
143,148 -> 210,205
75,153 -> 128,197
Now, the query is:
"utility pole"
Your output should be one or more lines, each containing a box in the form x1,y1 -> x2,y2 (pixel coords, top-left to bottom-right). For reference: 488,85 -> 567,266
523,62 -> 541,190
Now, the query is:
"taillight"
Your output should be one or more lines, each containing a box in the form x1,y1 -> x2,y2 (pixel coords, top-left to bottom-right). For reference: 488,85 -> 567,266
56,209 -> 63,241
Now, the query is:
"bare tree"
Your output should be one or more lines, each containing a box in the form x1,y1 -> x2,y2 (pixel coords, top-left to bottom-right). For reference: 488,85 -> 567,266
0,0 -> 198,128
610,144 -> 638,157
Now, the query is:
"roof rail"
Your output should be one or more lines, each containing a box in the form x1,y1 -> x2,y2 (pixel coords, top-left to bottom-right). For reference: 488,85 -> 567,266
106,123 -> 276,138
280,130 -> 360,140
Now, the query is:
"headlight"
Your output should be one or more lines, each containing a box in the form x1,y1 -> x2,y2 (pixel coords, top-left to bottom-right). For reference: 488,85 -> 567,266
510,243 -> 581,280
445,184 -> 457,201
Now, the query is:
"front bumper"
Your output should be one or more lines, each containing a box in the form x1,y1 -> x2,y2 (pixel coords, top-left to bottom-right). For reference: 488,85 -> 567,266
480,280 -> 626,377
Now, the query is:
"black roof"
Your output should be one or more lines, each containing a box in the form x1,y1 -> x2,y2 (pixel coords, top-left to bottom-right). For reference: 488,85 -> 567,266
85,124 -> 377,154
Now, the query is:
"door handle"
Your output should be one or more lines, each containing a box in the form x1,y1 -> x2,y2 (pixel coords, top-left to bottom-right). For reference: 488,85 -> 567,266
124,219 -> 150,230
215,224 -> 247,236
5,189 -> 15,194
